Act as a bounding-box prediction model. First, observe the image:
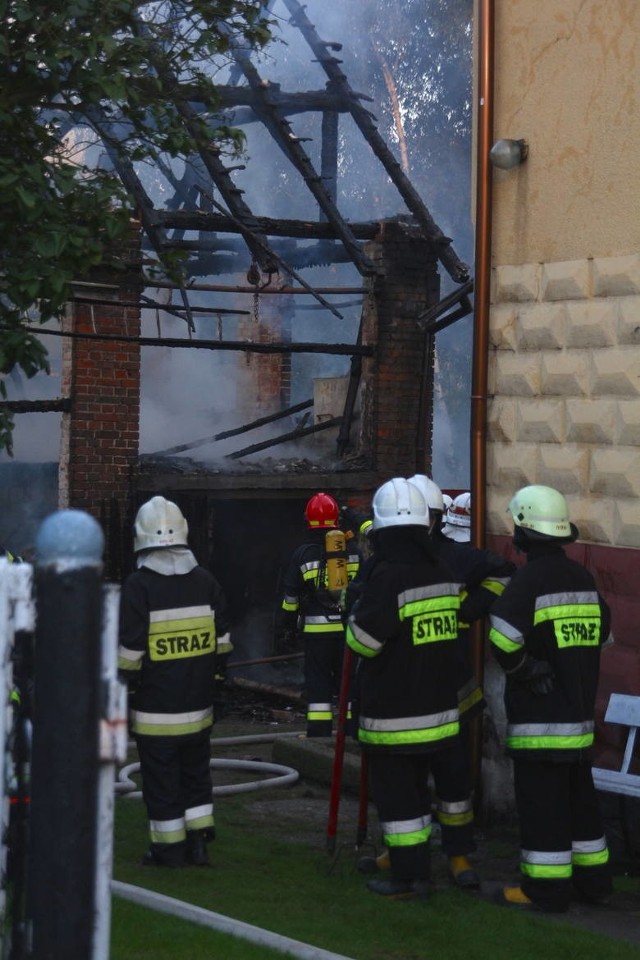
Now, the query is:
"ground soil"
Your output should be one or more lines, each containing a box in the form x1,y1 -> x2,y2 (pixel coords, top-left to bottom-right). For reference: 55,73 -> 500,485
216,681 -> 640,947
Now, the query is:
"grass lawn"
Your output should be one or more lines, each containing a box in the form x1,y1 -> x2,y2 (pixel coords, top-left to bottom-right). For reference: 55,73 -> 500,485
110,744 -> 640,960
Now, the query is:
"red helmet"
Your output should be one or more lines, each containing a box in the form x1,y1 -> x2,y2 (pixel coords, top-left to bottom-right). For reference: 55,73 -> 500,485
305,492 -> 339,529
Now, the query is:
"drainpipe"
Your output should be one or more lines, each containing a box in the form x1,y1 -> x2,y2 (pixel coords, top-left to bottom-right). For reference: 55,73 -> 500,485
469,0 -> 495,792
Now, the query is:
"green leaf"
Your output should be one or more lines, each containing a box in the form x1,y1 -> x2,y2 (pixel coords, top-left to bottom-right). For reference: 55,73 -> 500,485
14,186 -> 37,209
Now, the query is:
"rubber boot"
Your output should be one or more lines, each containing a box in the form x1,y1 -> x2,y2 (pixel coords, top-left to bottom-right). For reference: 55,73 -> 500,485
448,855 -> 480,889
493,886 -> 540,910
186,830 -> 210,867
142,841 -> 186,868
366,877 -> 430,901
357,848 -> 391,874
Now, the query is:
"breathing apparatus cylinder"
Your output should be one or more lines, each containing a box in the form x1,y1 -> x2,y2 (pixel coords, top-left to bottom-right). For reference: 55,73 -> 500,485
324,529 -> 348,593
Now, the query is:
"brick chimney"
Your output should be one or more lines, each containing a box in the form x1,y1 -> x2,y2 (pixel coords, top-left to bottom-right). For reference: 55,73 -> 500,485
59,218 -> 142,578
361,218 -> 441,481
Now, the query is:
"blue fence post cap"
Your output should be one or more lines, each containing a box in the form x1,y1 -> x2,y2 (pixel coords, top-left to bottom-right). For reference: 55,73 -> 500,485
35,509 -> 105,566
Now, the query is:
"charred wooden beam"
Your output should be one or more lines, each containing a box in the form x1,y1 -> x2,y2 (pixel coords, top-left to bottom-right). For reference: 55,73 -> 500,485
155,210 -> 381,240
132,21 -> 280,277
228,416 -> 343,460
283,0 -> 470,284
0,399 -> 72,413
196,84 -> 352,115
157,236 -> 359,271
320,88 -> 339,212
141,281 -> 368,295
136,470 -> 379,496
417,279 -> 474,333
336,322 -> 364,457
70,295 -> 249,317
83,105 -> 196,331
225,38 -> 376,277
29,326 -> 375,357
134,76 -> 355,115
148,399 -> 314,457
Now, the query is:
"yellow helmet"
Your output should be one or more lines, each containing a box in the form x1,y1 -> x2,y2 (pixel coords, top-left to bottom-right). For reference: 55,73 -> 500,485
508,485 -> 577,540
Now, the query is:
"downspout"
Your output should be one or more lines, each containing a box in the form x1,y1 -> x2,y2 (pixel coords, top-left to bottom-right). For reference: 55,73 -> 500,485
469,0 -> 495,790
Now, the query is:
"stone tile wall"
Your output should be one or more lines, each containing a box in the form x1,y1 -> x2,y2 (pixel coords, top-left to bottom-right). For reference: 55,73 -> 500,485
487,253 -> 640,750
488,253 -> 640,547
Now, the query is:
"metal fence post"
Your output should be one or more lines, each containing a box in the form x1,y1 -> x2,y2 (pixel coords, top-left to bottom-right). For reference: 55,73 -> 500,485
27,510 -> 104,960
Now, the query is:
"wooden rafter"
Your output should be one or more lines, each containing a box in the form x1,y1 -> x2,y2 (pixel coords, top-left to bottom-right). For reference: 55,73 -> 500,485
281,0 -> 470,284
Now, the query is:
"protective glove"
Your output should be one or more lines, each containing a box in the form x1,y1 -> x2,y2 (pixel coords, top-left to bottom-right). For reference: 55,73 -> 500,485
214,652 -> 229,683
510,655 -> 555,696
213,653 -> 230,720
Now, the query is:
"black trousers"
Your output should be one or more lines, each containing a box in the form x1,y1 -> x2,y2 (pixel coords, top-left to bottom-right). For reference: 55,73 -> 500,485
513,756 -> 612,911
368,751 -> 431,881
431,734 -> 476,857
304,633 -> 348,737
136,730 -> 214,860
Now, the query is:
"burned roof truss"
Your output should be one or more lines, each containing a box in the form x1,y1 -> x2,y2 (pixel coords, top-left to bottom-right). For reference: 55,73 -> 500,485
64,0 -> 471,462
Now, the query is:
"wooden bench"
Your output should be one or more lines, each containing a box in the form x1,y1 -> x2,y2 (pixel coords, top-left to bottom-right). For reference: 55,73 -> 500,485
592,693 -> 640,799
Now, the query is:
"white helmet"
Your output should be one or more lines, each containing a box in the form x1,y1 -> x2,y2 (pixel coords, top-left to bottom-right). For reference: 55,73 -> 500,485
442,492 -> 471,542
508,485 -> 577,540
408,474 -> 445,515
372,477 -> 429,530
134,496 -> 189,552
442,493 -> 453,511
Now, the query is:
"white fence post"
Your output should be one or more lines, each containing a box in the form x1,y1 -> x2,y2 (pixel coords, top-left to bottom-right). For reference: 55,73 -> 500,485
1,559 -> 35,960
93,583 -> 127,960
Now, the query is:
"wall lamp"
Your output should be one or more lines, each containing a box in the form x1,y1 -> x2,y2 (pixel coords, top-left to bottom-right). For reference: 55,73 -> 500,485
489,138 -> 529,170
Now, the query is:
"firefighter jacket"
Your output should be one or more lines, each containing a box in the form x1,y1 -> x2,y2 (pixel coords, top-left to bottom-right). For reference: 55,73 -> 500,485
488,541 -> 612,762
118,564 -> 231,738
279,529 -> 360,637
434,535 -> 515,628
433,532 -> 515,720
345,527 -> 461,755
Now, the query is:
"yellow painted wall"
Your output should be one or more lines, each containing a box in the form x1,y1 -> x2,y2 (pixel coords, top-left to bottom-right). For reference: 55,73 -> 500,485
491,0 -> 640,264
479,0 -> 640,548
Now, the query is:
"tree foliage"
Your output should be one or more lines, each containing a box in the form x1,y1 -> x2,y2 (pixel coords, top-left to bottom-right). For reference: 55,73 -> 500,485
0,0 -> 272,453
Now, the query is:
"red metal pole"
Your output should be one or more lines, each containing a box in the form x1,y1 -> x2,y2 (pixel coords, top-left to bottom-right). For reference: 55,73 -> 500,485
326,646 -> 353,854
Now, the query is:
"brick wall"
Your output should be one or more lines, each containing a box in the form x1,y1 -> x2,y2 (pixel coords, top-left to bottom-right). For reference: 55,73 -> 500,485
236,284 -> 294,417
59,219 -> 142,577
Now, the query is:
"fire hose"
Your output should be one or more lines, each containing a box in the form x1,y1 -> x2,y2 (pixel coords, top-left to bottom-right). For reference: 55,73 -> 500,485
115,732 -> 301,798
113,731 -> 361,960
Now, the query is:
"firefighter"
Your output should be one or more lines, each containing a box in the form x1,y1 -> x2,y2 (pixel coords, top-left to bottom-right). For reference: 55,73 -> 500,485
488,484 -> 613,912
118,496 -> 231,868
346,477 -> 462,900
442,491 -> 471,542
276,492 -> 360,737
359,474 -> 512,888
